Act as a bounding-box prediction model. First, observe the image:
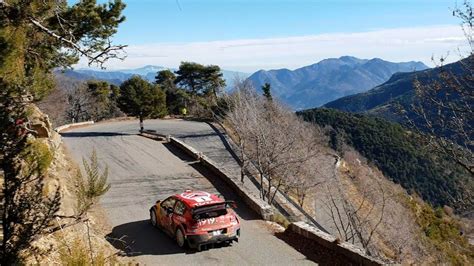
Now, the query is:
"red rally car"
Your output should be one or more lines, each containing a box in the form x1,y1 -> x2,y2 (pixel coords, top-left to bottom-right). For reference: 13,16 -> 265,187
149,190 -> 241,250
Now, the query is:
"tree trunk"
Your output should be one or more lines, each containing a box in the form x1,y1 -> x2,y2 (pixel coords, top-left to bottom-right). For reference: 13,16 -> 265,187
212,88 -> 218,104
240,140 -> 245,183
270,179 -> 282,204
139,115 -> 144,132
267,176 -> 272,203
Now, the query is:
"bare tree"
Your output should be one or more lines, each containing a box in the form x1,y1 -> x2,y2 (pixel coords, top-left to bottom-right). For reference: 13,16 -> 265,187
225,82 -> 324,204
66,85 -> 94,123
405,1 -> 473,176
322,156 -> 386,256
37,87 -> 69,126
284,156 -> 325,207
224,79 -> 259,183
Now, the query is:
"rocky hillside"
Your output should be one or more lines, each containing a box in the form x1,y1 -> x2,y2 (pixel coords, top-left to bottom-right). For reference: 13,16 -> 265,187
13,106 -> 121,264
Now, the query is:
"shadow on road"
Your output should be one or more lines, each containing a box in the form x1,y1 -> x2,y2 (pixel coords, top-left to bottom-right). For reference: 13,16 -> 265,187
179,132 -> 219,139
106,220 -> 183,257
61,131 -> 132,138
162,142 -> 197,163
106,220 -> 236,257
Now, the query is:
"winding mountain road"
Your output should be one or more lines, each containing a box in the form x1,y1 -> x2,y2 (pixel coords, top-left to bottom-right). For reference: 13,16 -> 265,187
62,119 -> 315,265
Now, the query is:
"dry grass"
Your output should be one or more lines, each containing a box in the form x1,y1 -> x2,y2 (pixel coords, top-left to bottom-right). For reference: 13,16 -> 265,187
271,209 -> 291,229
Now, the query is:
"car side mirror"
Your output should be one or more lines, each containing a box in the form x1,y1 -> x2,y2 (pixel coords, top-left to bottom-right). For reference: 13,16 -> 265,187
166,207 -> 174,215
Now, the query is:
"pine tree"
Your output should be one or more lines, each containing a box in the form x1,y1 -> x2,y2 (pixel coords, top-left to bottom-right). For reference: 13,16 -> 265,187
117,76 -> 167,131
262,83 -> 272,101
0,1 -> 126,263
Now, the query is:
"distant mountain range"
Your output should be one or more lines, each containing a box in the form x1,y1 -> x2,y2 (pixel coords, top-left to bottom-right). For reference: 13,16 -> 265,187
58,65 -> 250,89
246,56 -> 428,109
323,56 -> 469,117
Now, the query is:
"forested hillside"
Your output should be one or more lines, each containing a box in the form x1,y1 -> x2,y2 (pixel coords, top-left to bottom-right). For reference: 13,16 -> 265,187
297,108 -> 473,212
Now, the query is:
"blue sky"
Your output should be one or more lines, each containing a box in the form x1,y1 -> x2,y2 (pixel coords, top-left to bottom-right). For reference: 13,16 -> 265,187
73,0 -> 467,72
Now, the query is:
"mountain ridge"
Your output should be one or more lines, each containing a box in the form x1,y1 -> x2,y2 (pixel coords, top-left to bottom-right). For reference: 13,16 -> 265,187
246,56 -> 428,109
323,56 -> 469,115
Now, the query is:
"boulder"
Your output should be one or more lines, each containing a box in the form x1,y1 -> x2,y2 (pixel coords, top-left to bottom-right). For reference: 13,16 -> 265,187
28,105 -> 52,138
31,122 -> 51,138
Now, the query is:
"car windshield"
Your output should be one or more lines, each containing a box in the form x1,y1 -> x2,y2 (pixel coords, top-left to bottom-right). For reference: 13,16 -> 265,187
192,203 -> 228,219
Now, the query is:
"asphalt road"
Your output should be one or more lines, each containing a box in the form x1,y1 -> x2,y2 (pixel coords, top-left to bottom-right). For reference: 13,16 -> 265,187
62,119 -> 316,265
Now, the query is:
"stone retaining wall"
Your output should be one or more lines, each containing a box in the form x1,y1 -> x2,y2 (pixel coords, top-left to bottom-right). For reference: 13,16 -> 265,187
288,222 -> 383,265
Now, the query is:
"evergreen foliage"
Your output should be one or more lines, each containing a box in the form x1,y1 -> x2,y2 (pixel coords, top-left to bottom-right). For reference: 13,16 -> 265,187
169,62 -> 226,117
155,69 -> 176,90
75,149 -> 111,216
262,82 -> 272,101
155,69 -> 189,115
85,81 -> 122,121
0,0 -> 126,100
0,81 -> 61,264
174,62 -> 225,96
405,197 -> 473,264
117,76 -> 167,128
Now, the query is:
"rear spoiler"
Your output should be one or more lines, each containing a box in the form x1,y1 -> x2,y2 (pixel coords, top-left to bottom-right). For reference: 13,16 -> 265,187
191,200 -> 237,216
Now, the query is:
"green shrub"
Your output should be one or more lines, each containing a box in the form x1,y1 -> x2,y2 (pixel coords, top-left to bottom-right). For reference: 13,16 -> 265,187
21,139 -> 53,175
58,237 -> 108,266
271,209 -> 291,229
75,149 -> 110,215
405,197 -> 473,265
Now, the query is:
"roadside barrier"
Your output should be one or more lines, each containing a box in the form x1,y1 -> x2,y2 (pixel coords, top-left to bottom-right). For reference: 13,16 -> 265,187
288,222 -> 383,265
55,121 -> 94,133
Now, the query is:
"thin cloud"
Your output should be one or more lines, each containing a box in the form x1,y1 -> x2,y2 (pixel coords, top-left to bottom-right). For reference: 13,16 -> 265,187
76,25 -> 467,72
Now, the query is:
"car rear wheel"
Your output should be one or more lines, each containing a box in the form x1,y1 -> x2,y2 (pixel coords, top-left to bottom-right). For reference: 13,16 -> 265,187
150,209 -> 158,227
175,228 -> 186,248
